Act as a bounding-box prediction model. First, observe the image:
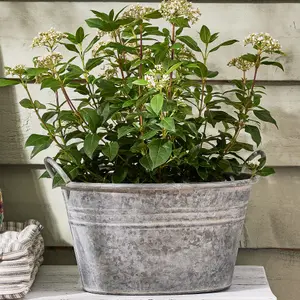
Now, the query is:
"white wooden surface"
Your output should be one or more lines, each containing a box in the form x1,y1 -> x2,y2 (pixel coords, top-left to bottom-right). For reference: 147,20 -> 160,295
25,266 -> 276,300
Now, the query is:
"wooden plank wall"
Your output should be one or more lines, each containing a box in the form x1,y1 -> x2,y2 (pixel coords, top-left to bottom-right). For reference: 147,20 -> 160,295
0,2 -> 299,299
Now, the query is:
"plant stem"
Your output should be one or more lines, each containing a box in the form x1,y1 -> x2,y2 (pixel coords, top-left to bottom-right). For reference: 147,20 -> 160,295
60,86 -> 88,132
168,23 -> 176,99
113,32 -> 125,80
224,58 -> 260,155
55,91 -> 66,145
22,82 -> 63,149
199,43 -> 208,115
139,23 -> 143,128
79,44 -> 98,108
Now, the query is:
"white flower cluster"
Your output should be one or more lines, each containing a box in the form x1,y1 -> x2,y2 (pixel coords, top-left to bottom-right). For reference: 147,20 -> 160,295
122,4 -> 155,20
145,65 -> 169,90
159,0 -> 201,24
244,32 -> 282,54
102,65 -> 118,79
92,40 -> 113,57
178,45 -> 196,60
92,41 -> 110,57
34,52 -> 63,69
5,64 -> 26,76
227,56 -> 255,71
31,28 -> 66,49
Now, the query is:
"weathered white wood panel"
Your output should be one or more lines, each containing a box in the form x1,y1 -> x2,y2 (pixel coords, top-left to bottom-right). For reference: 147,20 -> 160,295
0,84 -> 299,166
0,165 -> 299,248
0,2 -> 295,80
25,265 -> 276,300
241,167 -> 300,249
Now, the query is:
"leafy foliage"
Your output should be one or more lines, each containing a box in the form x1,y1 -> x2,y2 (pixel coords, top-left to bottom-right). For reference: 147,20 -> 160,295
0,4 -> 284,185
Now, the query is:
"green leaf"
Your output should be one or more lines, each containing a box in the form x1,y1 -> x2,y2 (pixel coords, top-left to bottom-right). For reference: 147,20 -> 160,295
117,126 -> 135,139
142,130 -> 158,140
19,98 -> 34,109
52,172 -> 65,188
84,133 -> 100,159
149,139 -> 172,169
245,125 -> 261,147
144,10 -> 162,19
26,68 -> 48,76
171,43 -> 183,50
241,53 -> 257,63
0,79 -> 19,87
109,9 -> 114,20
112,167 -> 128,183
171,17 -> 190,28
42,111 -> 57,122
207,70 -> 219,78
102,141 -> 119,161
160,117 -> 175,132
133,79 -> 148,86
200,25 -> 211,44
86,57 -> 103,71
39,170 -> 50,179
209,32 -> 219,43
85,18 -> 119,32
122,100 -> 136,108
81,108 -> 101,133
253,109 -> 278,129
41,78 -> 61,91
116,17 -> 135,26
261,61 -> 284,71
166,62 -> 183,74
63,43 -> 79,53
34,100 -> 46,109
150,94 -> 164,115
209,39 -> 239,53
59,110 -> 77,122
257,166 -> 275,176
140,155 -> 153,171
84,36 -> 100,54
76,27 -> 84,44
91,10 -> 110,21
65,130 -> 85,142
31,140 -> 52,158
177,36 -> 201,52
66,33 -> 77,43
230,142 -> 254,152
193,62 -> 208,78
25,134 -> 51,147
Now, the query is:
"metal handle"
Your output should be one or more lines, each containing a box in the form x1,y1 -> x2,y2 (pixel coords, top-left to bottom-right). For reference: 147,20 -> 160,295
242,150 -> 266,173
44,157 -> 71,185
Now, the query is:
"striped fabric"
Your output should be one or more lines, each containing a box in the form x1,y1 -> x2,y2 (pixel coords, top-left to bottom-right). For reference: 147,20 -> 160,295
0,220 -> 44,299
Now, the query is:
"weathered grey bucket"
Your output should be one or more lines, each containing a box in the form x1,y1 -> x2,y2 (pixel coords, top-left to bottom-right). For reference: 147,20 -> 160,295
44,156 -> 259,295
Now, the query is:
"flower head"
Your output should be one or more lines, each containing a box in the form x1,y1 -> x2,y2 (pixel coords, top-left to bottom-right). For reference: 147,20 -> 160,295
159,0 -> 201,24
122,4 -> 155,20
34,52 -> 63,69
5,64 -> 26,76
244,32 -> 283,54
32,28 -> 66,49
102,65 -> 118,79
92,41 -> 111,57
145,65 -> 169,90
228,56 -> 255,71
177,45 -> 196,60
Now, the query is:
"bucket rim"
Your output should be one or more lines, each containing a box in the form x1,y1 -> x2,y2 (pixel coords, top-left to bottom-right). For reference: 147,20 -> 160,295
62,176 -> 258,191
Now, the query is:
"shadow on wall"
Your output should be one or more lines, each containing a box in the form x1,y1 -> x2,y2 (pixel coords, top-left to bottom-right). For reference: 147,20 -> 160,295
0,46 -> 69,246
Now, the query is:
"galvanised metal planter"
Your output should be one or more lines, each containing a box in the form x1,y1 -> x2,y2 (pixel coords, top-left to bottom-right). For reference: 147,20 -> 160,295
45,157 -> 257,295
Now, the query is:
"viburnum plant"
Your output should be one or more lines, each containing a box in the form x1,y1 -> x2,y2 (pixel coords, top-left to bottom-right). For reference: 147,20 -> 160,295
1,0 -> 284,185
